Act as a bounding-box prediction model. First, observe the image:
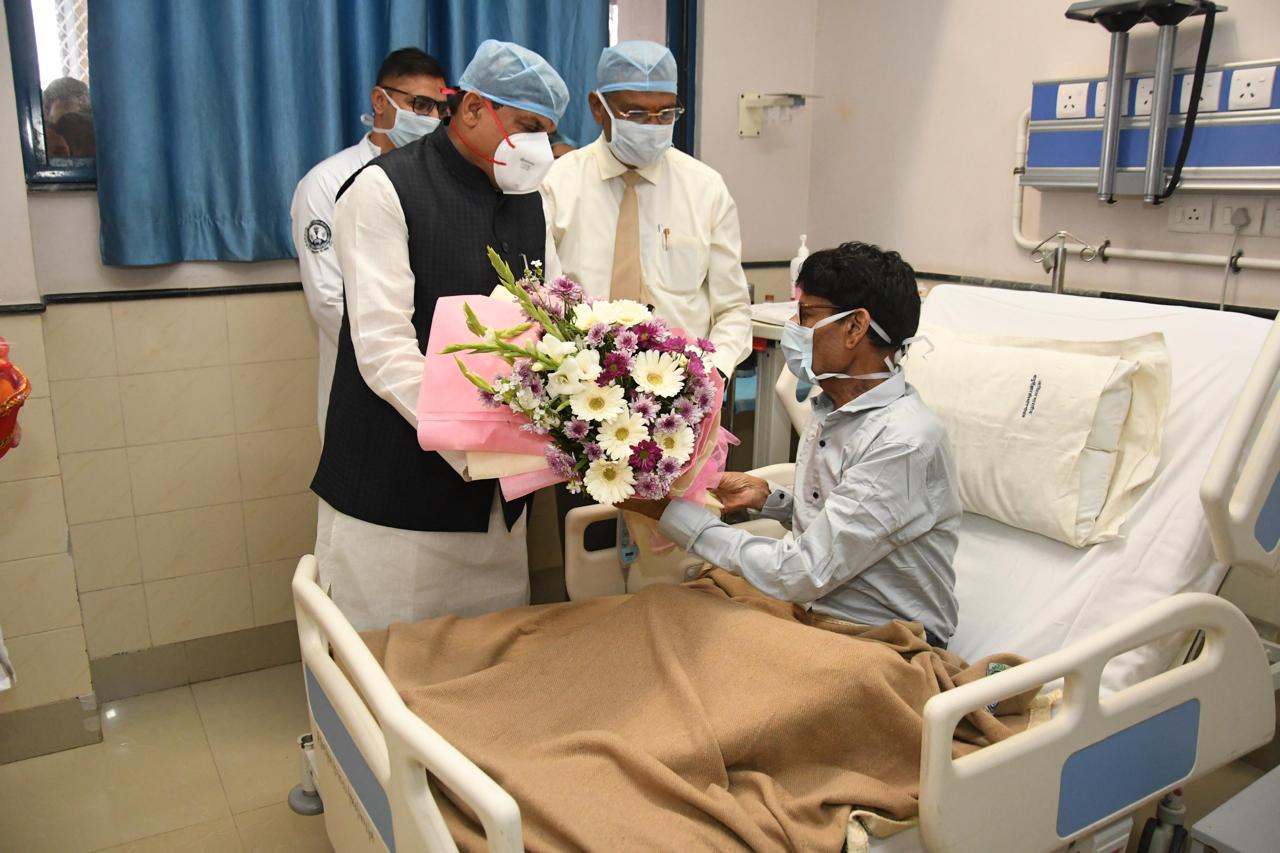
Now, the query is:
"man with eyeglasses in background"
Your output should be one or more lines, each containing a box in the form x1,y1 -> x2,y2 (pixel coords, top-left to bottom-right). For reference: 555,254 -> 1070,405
291,47 -> 448,439
542,40 -> 752,548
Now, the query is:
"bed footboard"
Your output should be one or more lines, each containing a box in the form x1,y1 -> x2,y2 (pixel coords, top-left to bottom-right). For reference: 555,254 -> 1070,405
918,592 -> 1274,853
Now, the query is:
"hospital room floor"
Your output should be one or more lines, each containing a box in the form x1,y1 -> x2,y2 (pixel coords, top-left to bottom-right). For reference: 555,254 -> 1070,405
0,659 -> 1267,852
0,664 -> 331,853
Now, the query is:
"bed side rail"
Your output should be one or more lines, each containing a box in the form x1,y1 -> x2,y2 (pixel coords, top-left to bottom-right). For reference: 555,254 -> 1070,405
918,592 -> 1274,853
293,557 -> 522,853
1202,314 -> 1280,579
562,463 -> 798,601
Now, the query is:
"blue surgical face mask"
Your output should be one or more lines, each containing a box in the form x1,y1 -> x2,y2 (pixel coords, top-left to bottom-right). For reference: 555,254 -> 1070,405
596,91 -> 674,168
367,88 -> 440,147
781,308 -> 901,384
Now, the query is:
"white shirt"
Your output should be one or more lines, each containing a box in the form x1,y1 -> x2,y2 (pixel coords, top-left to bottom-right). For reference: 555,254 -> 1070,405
290,134 -> 381,435
541,135 -> 753,377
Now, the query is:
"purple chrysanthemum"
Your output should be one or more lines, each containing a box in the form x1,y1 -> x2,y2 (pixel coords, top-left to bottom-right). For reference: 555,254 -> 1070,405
634,472 -> 666,500
547,276 -> 584,302
654,413 -> 683,433
657,456 -> 683,479
563,418 -> 590,441
695,337 -> 716,353
695,387 -> 717,412
598,351 -> 633,384
673,398 -> 698,421
544,445 -> 576,478
631,321 -> 667,350
628,439 -> 662,473
657,335 -> 688,354
477,389 -> 501,409
685,356 -> 707,378
586,323 -> 608,346
613,328 -> 639,354
631,393 -> 659,421
513,360 -> 534,383
583,442 -> 604,461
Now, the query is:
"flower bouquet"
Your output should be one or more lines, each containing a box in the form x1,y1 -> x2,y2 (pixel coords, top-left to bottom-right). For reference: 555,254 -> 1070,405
417,248 -> 733,512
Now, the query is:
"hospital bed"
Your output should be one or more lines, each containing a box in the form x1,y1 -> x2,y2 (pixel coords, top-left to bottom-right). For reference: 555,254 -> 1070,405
292,285 -> 1279,852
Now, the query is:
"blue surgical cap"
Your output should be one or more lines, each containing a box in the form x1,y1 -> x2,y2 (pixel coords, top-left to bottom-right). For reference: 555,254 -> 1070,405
596,41 -> 678,94
457,39 -> 569,123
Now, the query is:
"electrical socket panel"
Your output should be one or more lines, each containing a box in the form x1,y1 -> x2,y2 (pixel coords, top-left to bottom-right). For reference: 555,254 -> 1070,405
1134,78 -> 1156,116
1228,66 -> 1276,111
1095,80 -> 1130,116
1056,82 -> 1090,118
1177,70 -> 1223,113
1262,199 -> 1280,239
1167,201 -> 1212,234
1212,196 -> 1264,236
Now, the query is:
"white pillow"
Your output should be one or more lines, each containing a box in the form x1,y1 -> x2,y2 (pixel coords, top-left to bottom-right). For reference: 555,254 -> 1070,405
904,326 -> 1171,547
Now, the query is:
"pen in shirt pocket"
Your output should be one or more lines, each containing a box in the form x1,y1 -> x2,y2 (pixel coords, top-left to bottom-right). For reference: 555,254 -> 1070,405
659,225 -> 670,250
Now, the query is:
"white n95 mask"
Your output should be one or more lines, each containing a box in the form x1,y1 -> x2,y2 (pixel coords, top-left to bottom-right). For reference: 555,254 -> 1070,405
492,131 -> 555,194
596,91 -> 673,168
781,309 -> 900,384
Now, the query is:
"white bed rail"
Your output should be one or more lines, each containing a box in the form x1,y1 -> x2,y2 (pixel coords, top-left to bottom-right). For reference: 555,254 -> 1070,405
918,592 -> 1274,853
1202,315 -> 1280,579
293,557 -> 522,852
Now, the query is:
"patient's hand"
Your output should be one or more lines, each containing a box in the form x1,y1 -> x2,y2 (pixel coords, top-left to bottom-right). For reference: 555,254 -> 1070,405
713,473 -> 771,514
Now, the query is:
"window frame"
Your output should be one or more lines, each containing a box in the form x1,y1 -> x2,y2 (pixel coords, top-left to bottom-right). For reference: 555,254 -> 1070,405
666,0 -> 698,156
3,0 -> 96,186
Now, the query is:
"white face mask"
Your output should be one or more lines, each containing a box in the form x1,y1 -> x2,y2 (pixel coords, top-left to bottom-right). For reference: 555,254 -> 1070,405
596,91 -> 674,168
368,88 -> 440,147
491,131 -> 555,194
781,308 -> 907,384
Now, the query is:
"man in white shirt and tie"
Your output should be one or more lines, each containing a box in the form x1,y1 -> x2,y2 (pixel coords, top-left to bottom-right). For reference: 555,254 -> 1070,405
542,40 -> 753,546
290,48 -> 447,439
541,41 -> 752,378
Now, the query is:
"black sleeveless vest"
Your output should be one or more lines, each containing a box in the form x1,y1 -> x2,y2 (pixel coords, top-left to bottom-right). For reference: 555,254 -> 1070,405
310,126 -> 543,532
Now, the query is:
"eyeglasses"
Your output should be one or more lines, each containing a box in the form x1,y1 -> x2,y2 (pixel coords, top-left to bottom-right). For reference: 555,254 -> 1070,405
381,85 -> 447,117
607,100 -> 686,125
796,302 -> 851,327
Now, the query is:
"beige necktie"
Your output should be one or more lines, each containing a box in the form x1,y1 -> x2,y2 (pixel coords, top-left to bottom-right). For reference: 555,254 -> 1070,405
610,170 -> 643,302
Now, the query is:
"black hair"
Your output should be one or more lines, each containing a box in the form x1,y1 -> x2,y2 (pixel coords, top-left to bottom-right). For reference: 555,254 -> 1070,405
797,241 -> 920,348
376,48 -> 446,86
42,76 -> 89,108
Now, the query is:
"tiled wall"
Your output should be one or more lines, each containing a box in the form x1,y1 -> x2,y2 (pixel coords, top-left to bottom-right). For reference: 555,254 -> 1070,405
0,313 -> 91,714
42,291 -> 320,660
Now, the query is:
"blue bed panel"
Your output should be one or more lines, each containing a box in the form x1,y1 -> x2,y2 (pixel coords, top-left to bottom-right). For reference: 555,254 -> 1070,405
1057,699 -> 1200,838
305,665 -> 397,852
1253,470 -> 1280,551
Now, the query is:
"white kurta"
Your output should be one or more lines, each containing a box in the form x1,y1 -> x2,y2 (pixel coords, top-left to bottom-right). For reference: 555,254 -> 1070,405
541,135 -> 753,376
289,134 -> 380,439
316,163 -> 530,632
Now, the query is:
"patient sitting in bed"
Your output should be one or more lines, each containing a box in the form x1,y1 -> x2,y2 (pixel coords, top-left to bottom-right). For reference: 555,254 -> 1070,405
624,241 -> 961,648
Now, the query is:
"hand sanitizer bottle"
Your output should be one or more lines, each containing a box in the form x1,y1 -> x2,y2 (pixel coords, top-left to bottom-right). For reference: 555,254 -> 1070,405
789,234 -> 809,300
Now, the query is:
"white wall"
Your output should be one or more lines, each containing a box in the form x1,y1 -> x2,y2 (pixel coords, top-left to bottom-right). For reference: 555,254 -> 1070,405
804,0 -> 1280,307
696,0 -> 819,262
0,2 -> 41,306
617,0 -> 667,44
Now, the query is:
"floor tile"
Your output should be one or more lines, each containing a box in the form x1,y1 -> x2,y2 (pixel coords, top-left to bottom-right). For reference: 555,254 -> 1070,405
192,664 -> 311,814
235,802 -> 332,853
94,817 -> 243,853
0,686 -> 230,851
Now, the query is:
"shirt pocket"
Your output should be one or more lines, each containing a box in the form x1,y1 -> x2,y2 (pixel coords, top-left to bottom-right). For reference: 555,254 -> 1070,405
650,229 -> 709,293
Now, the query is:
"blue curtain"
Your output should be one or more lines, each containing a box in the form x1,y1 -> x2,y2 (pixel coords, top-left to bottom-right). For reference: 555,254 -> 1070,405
89,0 -> 608,266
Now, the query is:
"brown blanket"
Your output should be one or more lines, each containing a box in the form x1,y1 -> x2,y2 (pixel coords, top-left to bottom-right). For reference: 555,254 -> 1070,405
367,570 -> 1038,852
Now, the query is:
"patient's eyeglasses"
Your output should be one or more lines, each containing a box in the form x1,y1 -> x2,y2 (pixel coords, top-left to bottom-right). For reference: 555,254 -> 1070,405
381,85 -> 447,117
796,302 -> 851,327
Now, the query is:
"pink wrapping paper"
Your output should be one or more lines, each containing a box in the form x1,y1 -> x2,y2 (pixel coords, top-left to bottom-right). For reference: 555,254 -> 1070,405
417,295 -> 549,456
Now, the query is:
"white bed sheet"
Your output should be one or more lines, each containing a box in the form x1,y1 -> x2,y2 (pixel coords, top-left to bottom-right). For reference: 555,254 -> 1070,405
921,285 -> 1271,693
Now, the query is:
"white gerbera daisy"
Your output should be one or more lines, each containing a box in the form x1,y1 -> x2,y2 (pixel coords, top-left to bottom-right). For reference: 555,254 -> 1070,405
630,350 -> 686,398
608,299 -> 652,326
573,302 -> 612,331
597,410 -> 649,460
535,334 -> 577,364
654,425 -> 695,464
584,458 -> 636,504
569,383 -> 626,422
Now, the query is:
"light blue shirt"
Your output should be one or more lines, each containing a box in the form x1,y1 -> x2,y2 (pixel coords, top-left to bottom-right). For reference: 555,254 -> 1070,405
659,372 -> 962,641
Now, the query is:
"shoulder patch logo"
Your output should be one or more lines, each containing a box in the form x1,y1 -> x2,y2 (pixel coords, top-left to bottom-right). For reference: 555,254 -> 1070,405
305,219 -> 332,253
